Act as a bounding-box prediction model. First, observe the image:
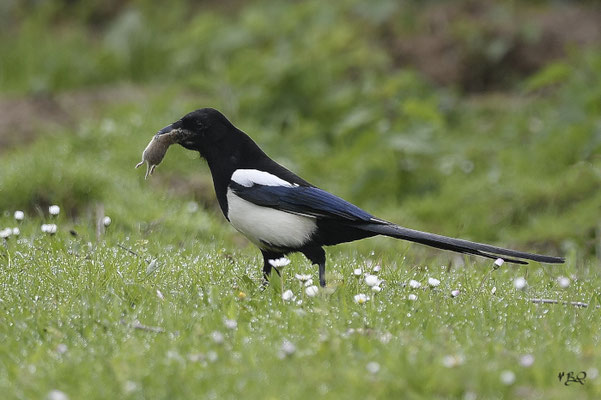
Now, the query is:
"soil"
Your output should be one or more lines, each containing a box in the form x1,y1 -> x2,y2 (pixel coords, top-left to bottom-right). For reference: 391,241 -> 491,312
0,85 -> 145,151
383,2 -> 601,91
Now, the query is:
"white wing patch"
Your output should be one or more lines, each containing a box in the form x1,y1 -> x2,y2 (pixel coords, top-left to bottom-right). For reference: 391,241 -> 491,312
226,189 -> 316,249
231,169 -> 296,187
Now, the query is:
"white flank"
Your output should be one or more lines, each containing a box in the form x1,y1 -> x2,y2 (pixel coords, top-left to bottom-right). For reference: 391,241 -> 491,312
226,189 -> 316,249
231,169 -> 296,187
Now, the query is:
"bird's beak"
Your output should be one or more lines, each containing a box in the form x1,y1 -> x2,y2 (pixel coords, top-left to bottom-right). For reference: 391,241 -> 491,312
156,120 -> 198,151
157,125 -> 174,135
156,120 -> 182,137
155,120 -> 192,147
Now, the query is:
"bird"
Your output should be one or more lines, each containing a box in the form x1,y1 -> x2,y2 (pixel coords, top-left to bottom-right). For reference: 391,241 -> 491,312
147,108 -> 564,287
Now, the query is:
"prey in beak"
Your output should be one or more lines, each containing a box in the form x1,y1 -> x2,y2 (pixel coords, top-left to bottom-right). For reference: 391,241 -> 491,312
135,123 -> 184,179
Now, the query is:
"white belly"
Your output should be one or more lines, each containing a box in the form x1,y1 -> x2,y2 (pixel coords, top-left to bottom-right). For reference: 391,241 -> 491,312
226,189 -> 317,249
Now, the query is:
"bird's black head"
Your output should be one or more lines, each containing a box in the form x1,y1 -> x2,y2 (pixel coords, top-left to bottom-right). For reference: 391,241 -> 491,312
156,108 -> 237,157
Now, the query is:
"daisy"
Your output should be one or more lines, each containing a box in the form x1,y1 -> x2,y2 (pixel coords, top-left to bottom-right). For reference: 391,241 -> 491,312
269,257 -> 291,268
427,277 -> 440,287
354,293 -> 369,304
282,290 -> 295,301
366,361 -> 380,374
224,319 -> 238,330
279,340 -> 296,358
557,276 -> 570,288
211,331 -> 224,344
513,277 -> 527,290
294,274 -> 312,282
364,274 -> 380,287
409,280 -> 421,289
46,390 -> 69,400
305,285 -> 319,297
41,224 -> 58,234
500,370 -> 515,385
519,354 -> 534,367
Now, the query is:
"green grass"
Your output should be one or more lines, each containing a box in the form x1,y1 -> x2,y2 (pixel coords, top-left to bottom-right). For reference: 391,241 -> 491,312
1,225 -> 600,399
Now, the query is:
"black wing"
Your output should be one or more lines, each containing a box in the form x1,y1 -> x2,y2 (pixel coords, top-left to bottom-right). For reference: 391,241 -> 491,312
229,182 -> 373,222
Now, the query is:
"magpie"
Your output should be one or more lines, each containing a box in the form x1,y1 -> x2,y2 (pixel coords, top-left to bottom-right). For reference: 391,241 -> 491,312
147,108 -> 564,287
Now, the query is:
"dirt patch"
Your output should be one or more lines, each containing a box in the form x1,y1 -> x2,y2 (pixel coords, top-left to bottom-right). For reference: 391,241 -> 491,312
0,85 -> 145,151
383,2 -> 601,91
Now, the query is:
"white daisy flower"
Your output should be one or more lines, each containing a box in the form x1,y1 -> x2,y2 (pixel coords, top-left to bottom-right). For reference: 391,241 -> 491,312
49,205 -> 60,216
500,370 -> 516,385
427,277 -> 441,287
123,380 -> 139,394
0,228 -> 11,239
46,390 -> 69,400
279,340 -> 296,357
294,274 -> 312,282
56,343 -> 68,354
282,289 -> 295,301
41,224 -> 58,234
211,331 -> 224,344
451,289 -> 460,297
557,276 -> 570,288
14,210 -> 24,221
186,201 -> 199,213
224,319 -> 237,330
513,277 -> 527,290
372,265 -> 381,273
442,354 -> 464,368
371,286 -> 382,293
103,216 -> 112,227
304,279 -> 314,287
408,294 -> 418,301
364,274 -> 380,287
207,351 -> 218,362
353,268 -> 363,276
305,285 -> 319,297
409,280 -> 421,289
366,361 -> 380,374
12,227 -> 20,236
354,293 -> 369,304
519,354 -> 534,367
269,257 -> 291,268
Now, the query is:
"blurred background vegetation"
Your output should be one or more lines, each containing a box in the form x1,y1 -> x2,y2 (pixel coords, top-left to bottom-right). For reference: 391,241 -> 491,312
1,0 -> 600,263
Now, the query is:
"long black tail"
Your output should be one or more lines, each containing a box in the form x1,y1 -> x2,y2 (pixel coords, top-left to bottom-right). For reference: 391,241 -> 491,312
359,222 -> 564,265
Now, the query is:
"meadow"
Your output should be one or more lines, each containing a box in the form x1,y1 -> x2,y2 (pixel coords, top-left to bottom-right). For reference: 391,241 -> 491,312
1,1 -> 600,399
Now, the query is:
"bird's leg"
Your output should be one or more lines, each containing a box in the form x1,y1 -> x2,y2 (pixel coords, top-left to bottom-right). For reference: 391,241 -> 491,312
301,247 -> 327,288
318,262 -> 326,288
